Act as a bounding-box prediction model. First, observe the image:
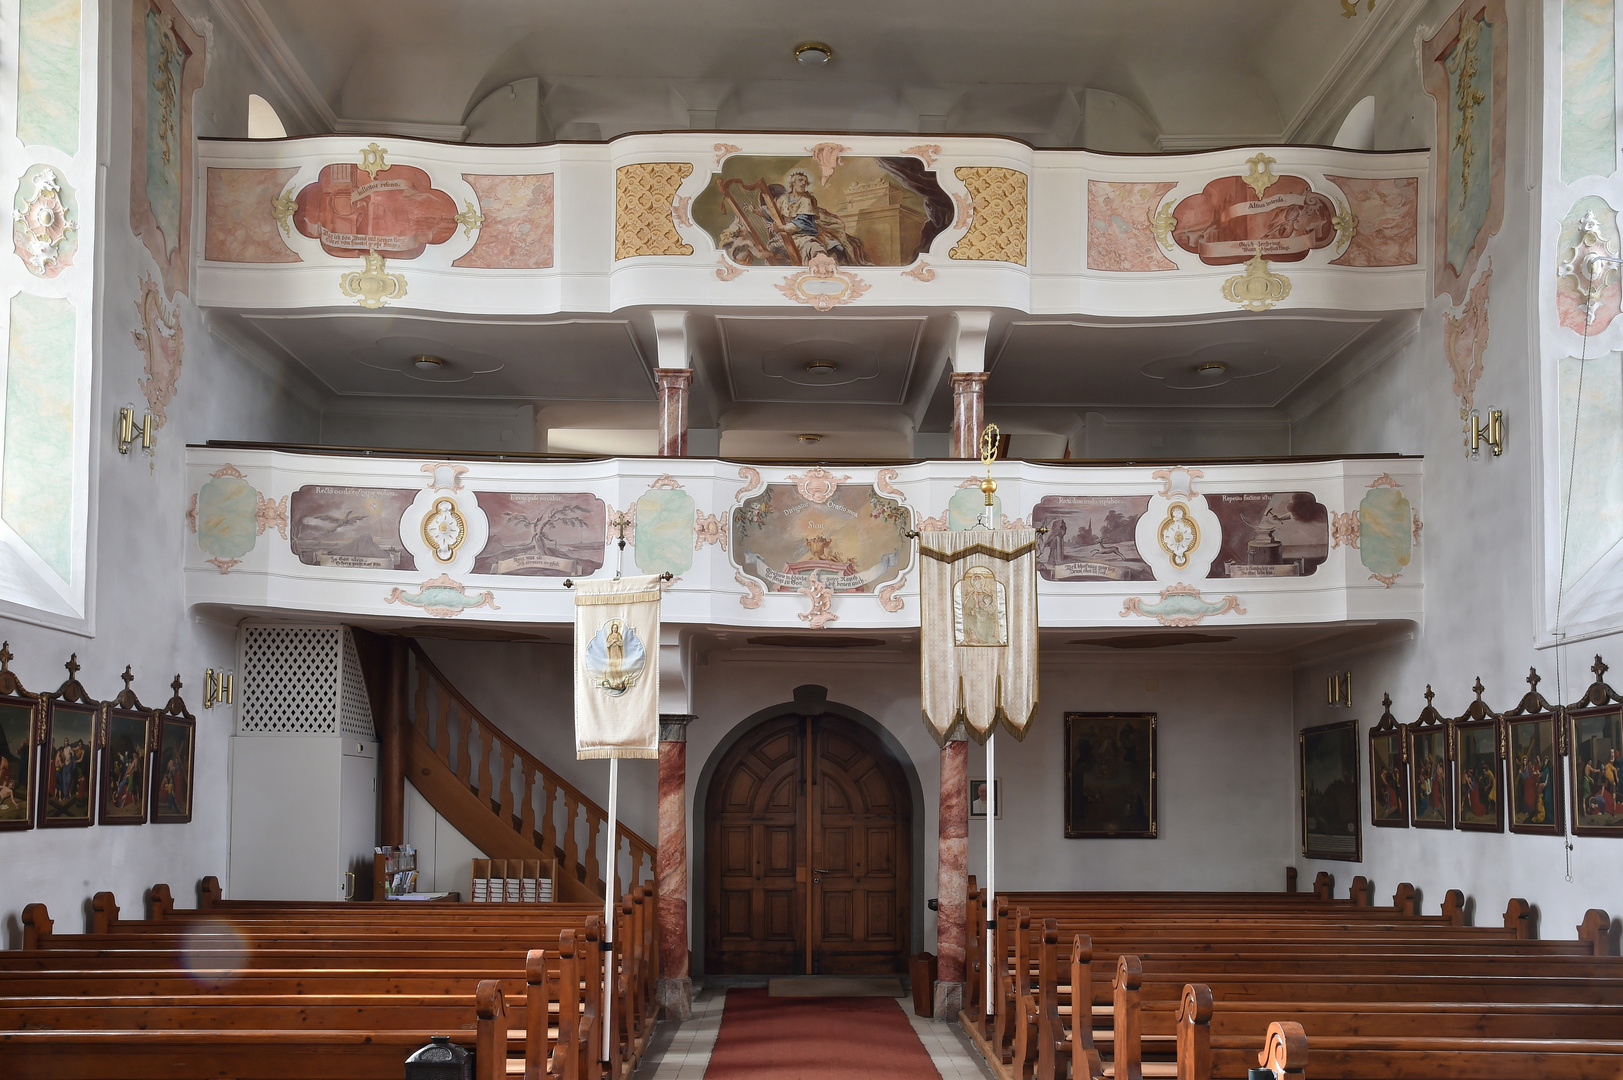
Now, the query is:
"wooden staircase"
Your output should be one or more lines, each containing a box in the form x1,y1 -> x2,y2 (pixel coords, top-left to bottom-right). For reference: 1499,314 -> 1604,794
401,640 -> 655,903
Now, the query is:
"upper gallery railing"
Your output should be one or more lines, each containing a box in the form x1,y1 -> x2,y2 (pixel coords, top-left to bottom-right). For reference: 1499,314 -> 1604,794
184,448 -> 1422,630
194,133 -> 1429,318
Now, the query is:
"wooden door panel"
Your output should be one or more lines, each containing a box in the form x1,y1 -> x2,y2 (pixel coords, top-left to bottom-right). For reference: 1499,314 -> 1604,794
720,890 -> 752,937
865,826 -> 895,874
821,890 -> 852,940
866,891 -> 896,940
765,825 -> 795,874
765,890 -> 796,938
720,826 -> 751,873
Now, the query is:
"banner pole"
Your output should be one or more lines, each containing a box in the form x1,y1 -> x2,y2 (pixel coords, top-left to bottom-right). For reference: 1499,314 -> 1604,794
602,756 -> 619,1062
985,727 -> 996,1016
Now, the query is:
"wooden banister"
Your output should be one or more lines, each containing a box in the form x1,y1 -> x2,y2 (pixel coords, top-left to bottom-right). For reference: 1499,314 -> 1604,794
404,641 -> 655,897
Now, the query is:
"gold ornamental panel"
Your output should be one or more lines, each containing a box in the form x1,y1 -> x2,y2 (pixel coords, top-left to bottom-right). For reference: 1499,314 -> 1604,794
615,162 -> 695,259
949,167 -> 1028,266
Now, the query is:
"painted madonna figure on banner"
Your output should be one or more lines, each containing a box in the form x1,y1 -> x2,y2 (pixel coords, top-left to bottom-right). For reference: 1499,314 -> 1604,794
920,529 -> 1038,744
573,575 -> 662,759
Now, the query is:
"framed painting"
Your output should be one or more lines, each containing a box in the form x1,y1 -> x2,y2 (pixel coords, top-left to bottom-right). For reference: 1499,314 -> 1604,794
40,701 -> 98,827
99,670 -> 153,826
1507,713 -> 1562,835
0,645 -> 41,831
1368,695 -> 1408,828
1065,712 -> 1156,839
150,680 -> 196,824
1453,717 -> 1503,832
969,777 -> 1001,820
1407,688 -> 1451,829
1569,705 -> 1623,837
1301,719 -> 1361,861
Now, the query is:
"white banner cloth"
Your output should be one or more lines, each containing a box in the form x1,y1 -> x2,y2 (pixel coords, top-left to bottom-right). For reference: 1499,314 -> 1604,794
573,575 -> 661,760
919,529 -> 1039,745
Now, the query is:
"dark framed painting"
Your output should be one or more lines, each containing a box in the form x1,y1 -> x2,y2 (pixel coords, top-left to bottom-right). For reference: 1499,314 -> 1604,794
1507,713 -> 1562,835
969,777 -> 1001,820
1453,716 -> 1503,832
1301,719 -> 1361,861
150,700 -> 196,825
39,701 -> 98,827
1569,705 -> 1623,837
1407,693 -> 1452,829
1368,697 -> 1408,828
0,692 -> 40,832
99,706 -> 152,826
1065,712 -> 1156,839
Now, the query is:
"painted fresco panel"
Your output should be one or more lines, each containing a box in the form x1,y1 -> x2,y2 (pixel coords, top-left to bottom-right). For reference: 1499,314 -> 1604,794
205,168 -> 301,263
634,488 -> 695,578
1086,181 -> 1176,271
472,492 -> 605,576
454,174 -> 555,268
1557,351 -> 1623,588
196,474 -> 258,563
948,487 -> 1001,532
694,155 -> 952,267
131,0 -> 203,297
143,5 -> 187,259
293,164 -> 459,260
1562,0 -> 1617,183
289,485 -> 416,570
1358,486 -> 1413,582
1445,17 -> 1494,275
1326,176 -> 1419,267
732,484 -> 910,592
3,293 -> 76,578
1171,175 -> 1336,266
1033,495 -> 1151,581
16,0 -> 81,154
1206,492 -> 1328,578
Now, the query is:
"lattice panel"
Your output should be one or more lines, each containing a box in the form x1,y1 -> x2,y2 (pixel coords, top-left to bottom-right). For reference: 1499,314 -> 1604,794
238,625 -> 342,736
339,629 -> 377,739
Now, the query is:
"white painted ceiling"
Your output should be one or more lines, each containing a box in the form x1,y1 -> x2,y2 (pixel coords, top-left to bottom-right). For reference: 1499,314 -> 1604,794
238,0 -> 1393,147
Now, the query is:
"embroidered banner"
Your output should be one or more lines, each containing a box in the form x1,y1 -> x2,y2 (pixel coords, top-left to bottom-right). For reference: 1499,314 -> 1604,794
919,529 -> 1038,745
573,575 -> 661,760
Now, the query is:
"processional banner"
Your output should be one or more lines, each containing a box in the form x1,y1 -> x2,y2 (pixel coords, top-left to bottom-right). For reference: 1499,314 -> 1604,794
573,575 -> 661,760
919,529 -> 1038,744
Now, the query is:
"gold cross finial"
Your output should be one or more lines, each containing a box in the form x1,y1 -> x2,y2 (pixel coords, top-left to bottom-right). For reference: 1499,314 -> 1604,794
1527,666 -> 1541,692
1472,676 -> 1486,702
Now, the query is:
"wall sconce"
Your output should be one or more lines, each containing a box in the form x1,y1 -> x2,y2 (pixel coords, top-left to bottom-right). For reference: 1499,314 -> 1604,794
203,667 -> 233,709
1465,408 -> 1504,459
1326,671 -> 1352,708
116,406 -> 154,455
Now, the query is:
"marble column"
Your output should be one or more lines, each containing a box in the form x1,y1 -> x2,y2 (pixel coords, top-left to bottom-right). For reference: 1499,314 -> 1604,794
656,369 -> 692,457
950,372 -> 989,459
655,713 -> 694,1019
934,733 -> 969,1018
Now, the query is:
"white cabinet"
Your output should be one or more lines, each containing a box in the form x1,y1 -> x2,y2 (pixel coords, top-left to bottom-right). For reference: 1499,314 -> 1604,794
229,736 -> 377,900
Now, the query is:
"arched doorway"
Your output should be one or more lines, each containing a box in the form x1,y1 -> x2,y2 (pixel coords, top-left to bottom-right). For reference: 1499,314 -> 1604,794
704,709 -> 912,976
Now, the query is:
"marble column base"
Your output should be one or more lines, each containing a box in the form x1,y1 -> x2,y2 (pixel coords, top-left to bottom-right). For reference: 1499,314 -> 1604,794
932,981 -> 964,1022
656,976 -> 693,1020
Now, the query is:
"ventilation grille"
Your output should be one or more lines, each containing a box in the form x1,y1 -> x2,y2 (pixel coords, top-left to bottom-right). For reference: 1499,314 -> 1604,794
238,625 -> 376,740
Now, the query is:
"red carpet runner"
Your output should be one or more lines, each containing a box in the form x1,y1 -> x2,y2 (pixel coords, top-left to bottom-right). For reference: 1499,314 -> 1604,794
703,987 -> 943,1080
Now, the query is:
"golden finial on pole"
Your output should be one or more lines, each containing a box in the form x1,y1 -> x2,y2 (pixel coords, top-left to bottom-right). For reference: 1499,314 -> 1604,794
979,423 -> 1000,507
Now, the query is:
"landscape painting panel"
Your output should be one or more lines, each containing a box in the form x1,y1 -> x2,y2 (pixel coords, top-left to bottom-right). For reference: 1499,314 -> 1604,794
1033,496 -> 1152,581
694,154 -> 952,267
1454,722 -> 1502,831
1410,727 -> 1450,827
0,701 -> 34,827
1207,492 -> 1328,578
1508,715 -> 1560,834
289,486 -> 416,570
1302,720 -> 1360,860
733,484 -> 910,593
1369,728 -> 1407,827
1065,712 -> 1156,839
473,493 -> 606,577
1572,707 -> 1623,835
41,702 -> 94,825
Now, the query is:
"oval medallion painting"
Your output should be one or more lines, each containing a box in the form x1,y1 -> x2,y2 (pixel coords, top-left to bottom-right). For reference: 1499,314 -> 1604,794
585,618 -> 646,697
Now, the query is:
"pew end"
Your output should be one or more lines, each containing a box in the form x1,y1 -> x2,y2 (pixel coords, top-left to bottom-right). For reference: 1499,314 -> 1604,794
1441,888 -> 1466,927
200,876 -> 223,909
147,883 -> 174,922
1259,1021 -> 1307,1078
1503,898 -> 1534,939
1578,909 -> 1615,956
474,980 -> 507,1080
1349,876 -> 1371,907
1175,984 -> 1213,1080
1391,882 -> 1416,916
21,904 -> 52,950
91,892 -> 119,935
1113,955 -> 1144,1080
1312,872 -> 1332,901
1285,867 -> 1297,894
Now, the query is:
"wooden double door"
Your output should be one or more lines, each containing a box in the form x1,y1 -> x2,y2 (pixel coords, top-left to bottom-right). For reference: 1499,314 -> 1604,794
704,712 -> 911,975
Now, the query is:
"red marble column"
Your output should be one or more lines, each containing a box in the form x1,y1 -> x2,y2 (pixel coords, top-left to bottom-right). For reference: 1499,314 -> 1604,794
950,372 -> 989,459
935,734 -> 969,1017
655,713 -> 694,1018
656,369 -> 692,457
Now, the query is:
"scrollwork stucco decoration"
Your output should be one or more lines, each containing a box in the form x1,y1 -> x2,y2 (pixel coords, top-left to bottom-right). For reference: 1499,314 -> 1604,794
949,167 -> 1028,265
1121,583 -> 1246,626
735,466 -> 764,503
902,144 -> 942,167
806,143 -> 851,183
12,167 -> 77,277
785,466 -> 851,505
797,578 -> 838,629
695,511 -> 726,551
776,252 -> 871,311
132,272 -> 183,428
736,571 -> 765,609
1221,253 -> 1291,312
878,575 -> 908,613
339,250 -> 407,308
615,163 -> 695,259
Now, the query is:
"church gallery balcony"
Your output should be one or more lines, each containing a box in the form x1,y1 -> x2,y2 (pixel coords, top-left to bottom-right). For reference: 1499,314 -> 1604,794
194,133 -> 1428,318
184,448 -> 1422,633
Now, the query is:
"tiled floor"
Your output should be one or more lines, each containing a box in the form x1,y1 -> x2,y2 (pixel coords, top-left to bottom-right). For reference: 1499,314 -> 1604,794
632,984 -> 996,1080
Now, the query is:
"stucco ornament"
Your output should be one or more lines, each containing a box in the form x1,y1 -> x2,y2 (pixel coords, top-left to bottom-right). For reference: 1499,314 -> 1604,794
875,469 -> 905,498
615,163 -> 695,258
357,142 -> 389,181
776,252 -> 870,311
339,250 -> 407,308
797,578 -> 839,629
734,466 -> 764,503
1443,262 -> 1491,412
1150,200 -> 1178,251
1121,583 -> 1245,626
1331,198 -> 1359,253
735,571 -> 765,609
385,574 -> 498,618
900,260 -> 936,281
1222,254 -> 1292,311
1556,210 -> 1616,327
806,143 -> 851,183
785,466 -> 851,505
12,168 -> 76,277
878,574 -> 908,613
454,200 -> 484,237
902,144 -> 942,166
256,493 -> 288,539
713,143 -> 741,168
694,511 -> 726,550
1330,512 -> 1361,548
421,461 -> 469,491
271,186 -> 297,236
715,255 -> 744,281
1241,153 -> 1280,199
950,167 -> 1027,264
132,272 -> 183,427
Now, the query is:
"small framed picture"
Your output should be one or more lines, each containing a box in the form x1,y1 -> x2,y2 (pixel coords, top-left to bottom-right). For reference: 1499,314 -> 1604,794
1570,705 -> 1623,837
150,685 -> 196,825
1453,716 -> 1503,833
969,777 -> 1000,819
1368,696 -> 1408,829
1408,692 -> 1451,830
0,648 -> 41,832
40,700 -> 98,827
1065,712 -> 1157,839
1301,719 -> 1361,861
1506,712 -> 1562,836
99,705 -> 153,826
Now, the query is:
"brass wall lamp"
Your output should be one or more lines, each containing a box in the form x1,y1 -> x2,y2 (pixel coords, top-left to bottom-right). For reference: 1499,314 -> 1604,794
1465,407 -> 1505,458
116,405 -> 155,455
203,667 -> 233,709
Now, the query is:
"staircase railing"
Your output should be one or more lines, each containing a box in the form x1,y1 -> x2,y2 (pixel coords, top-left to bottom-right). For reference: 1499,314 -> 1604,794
405,640 -> 655,898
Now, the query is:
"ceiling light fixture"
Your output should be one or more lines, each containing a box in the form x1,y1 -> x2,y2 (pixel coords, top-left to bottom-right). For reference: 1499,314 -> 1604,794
798,433 -> 823,444
1195,361 -> 1228,379
412,354 -> 447,372
794,41 -> 833,66
804,359 -> 838,376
